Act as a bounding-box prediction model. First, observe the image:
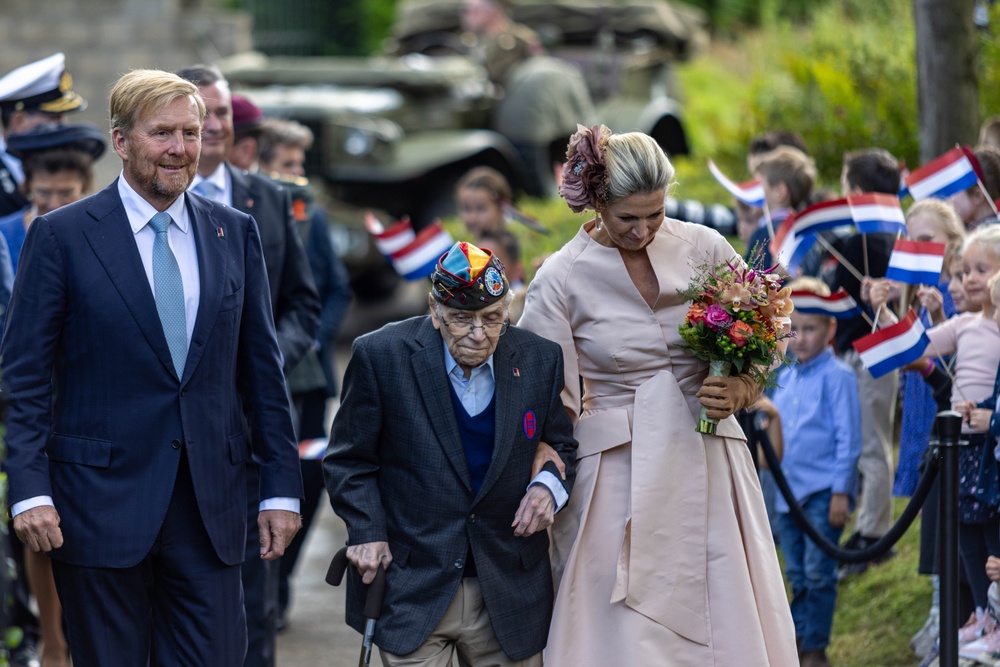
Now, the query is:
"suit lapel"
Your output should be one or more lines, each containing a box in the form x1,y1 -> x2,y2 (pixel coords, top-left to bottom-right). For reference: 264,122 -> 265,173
181,194 -> 228,384
228,164 -> 255,214
412,321 -> 473,492
475,337 -> 518,503
82,181 -> 177,378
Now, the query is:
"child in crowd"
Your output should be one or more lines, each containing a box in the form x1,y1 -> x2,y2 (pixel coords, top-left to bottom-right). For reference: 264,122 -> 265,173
455,166 -> 511,241
831,147 -> 903,578
477,228 -> 526,323
948,145 -> 1000,231
873,226 -> 1000,615
750,145 -> 816,270
772,277 -> 863,667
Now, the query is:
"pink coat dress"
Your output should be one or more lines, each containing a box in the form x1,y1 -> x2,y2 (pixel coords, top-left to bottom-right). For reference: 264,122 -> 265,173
519,219 -> 798,667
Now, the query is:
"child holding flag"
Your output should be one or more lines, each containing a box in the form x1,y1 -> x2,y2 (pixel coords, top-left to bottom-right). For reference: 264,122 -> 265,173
948,145 -> 1000,231
871,225 -> 1000,613
772,277 -> 862,667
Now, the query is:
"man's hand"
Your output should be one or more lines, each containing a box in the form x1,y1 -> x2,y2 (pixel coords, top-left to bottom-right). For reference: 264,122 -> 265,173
829,493 -> 849,529
14,506 -> 63,553
987,555 -> 1000,583
531,441 -> 566,480
258,509 -> 301,561
347,541 -> 392,584
512,485 -> 555,537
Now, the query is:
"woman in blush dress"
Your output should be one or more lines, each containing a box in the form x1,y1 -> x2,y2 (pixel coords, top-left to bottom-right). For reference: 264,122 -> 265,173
520,125 -> 798,667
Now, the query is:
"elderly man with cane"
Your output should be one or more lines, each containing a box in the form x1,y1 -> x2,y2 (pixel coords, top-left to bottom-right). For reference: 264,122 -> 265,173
325,241 -> 577,666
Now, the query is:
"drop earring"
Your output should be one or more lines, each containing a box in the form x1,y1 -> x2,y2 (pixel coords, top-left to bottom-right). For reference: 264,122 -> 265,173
595,214 -> 603,232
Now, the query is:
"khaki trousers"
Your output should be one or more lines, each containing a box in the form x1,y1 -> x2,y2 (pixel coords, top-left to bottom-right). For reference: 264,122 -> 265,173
380,578 -> 542,667
842,348 -> 897,538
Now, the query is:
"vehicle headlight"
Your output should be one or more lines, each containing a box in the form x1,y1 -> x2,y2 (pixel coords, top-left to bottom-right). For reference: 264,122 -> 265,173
344,128 -> 374,157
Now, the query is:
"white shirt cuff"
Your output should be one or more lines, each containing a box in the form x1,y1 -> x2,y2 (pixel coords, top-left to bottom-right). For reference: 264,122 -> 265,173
12,496 -> 54,517
528,471 -> 568,512
259,497 -> 300,513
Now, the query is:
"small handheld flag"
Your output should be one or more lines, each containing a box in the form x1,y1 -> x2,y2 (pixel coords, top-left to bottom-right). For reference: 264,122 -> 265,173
852,309 -> 929,378
885,239 -> 946,286
770,215 -> 815,274
848,193 -> 907,235
366,212 -> 454,280
298,438 -> 328,460
789,198 -> 854,237
904,147 -> 979,201
708,159 -> 765,207
790,288 -> 863,319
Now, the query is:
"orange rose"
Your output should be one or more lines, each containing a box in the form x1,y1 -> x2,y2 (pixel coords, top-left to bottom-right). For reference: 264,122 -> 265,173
728,320 -> 754,347
687,303 -> 707,324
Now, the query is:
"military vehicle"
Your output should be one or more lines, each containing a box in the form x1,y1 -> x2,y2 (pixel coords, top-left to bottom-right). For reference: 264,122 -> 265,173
219,0 -> 705,228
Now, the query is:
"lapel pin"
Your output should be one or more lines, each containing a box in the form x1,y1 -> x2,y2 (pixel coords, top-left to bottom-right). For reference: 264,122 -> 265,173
245,198 -> 254,209
216,226 -> 224,238
523,410 -> 536,438
513,367 -> 520,377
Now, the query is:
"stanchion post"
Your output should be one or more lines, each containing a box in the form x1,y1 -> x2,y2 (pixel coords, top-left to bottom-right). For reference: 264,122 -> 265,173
936,410 -> 964,667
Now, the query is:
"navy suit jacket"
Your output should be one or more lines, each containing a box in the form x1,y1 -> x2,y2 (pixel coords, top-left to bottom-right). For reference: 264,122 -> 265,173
325,316 -> 577,659
1,180 -> 303,568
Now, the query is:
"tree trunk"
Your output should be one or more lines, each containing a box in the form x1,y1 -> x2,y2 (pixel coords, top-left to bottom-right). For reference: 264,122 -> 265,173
914,0 -> 980,162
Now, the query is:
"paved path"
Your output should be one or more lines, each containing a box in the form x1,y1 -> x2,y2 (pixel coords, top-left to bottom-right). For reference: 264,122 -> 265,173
275,499 -> 383,667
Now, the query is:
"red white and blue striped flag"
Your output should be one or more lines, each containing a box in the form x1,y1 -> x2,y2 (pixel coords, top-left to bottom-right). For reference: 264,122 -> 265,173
790,288 -> 863,319
366,212 -> 454,280
708,159 -> 765,207
789,198 -> 854,237
852,309 -> 929,378
904,146 -> 980,201
298,438 -> 328,460
885,239 -> 946,286
770,214 -> 815,274
366,211 -> 415,256
848,193 -> 907,235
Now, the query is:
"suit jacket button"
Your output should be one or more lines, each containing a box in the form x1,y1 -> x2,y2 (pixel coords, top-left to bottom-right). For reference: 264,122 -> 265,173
454,559 -> 464,569
468,513 -> 476,523
171,439 -> 181,449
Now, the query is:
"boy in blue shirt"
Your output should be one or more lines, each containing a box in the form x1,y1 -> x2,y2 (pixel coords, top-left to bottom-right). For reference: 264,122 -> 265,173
772,277 -> 862,667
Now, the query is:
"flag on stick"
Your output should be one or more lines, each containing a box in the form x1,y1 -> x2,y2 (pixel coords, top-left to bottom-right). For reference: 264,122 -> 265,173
366,211 -> 415,256
904,147 -> 980,201
366,212 -> 454,280
852,309 -> 929,378
848,193 -> 907,235
770,214 -> 815,274
789,198 -> 854,237
708,159 -> 765,207
885,239 -> 946,286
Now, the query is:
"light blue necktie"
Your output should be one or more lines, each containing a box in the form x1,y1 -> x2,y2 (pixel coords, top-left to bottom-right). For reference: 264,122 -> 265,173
149,212 -> 187,377
193,180 -> 220,202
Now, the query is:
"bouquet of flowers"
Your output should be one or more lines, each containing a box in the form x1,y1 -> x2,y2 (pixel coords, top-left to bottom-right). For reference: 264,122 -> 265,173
678,256 -> 794,434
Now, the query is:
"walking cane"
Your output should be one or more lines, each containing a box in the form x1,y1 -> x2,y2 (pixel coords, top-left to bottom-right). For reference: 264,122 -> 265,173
327,546 -> 387,667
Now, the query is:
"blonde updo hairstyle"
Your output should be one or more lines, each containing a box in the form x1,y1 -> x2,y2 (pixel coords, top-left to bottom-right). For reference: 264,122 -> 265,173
602,131 -> 674,208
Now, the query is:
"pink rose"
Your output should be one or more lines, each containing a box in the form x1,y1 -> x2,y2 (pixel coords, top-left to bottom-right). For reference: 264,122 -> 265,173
704,303 -> 733,331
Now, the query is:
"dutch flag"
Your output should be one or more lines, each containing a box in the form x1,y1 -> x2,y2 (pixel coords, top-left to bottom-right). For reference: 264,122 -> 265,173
848,193 -> 908,235
708,159 -> 765,207
790,288 -> 863,319
770,214 -> 815,274
365,211 -> 416,256
903,146 -> 980,201
885,239 -> 947,286
298,438 -> 328,460
390,222 -> 455,281
852,309 -> 929,379
789,198 -> 855,237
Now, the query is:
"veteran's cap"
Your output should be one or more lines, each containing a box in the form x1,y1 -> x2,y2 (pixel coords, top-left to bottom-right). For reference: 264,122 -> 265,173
6,122 -> 106,161
431,241 -> 509,310
0,53 -> 87,116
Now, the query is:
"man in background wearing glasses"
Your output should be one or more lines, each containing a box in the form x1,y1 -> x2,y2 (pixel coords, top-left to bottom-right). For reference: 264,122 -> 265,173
325,240 -> 577,667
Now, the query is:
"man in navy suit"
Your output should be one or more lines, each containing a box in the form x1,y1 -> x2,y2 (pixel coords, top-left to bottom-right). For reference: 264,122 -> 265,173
174,63 -> 320,667
326,242 -> 577,666
1,69 -> 304,666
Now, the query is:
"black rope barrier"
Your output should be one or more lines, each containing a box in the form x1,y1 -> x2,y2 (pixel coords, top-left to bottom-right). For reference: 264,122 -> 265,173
758,429 -> 940,563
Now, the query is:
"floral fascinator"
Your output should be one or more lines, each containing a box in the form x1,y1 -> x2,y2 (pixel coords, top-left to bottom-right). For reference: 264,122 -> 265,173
560,124 -> 612,213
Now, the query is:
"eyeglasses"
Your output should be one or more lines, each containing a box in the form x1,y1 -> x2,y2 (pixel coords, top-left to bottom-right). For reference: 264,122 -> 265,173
439,317 -> 509,337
